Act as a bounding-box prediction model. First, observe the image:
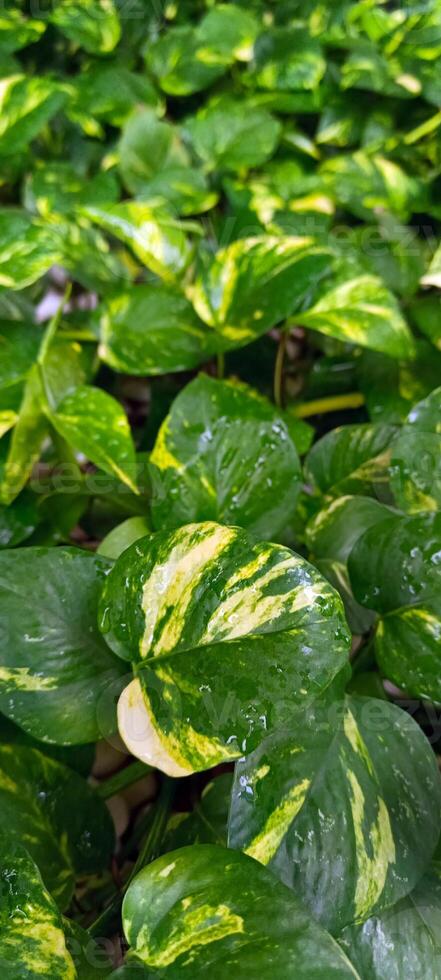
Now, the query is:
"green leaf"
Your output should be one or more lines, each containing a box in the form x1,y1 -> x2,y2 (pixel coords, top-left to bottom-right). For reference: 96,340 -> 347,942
62,918 -> 113,979
0,844 -> 77,978
118,108 -> 189,195
82,203 -> 194,283
348,511 -> 441,700
50,0 -> 121,54
229,696 -> 441,934
0,547 -> 125,744
97,285 -> 227,376
0,76 -> 66,157
306,495 -> 396,563
305,423 -> 396,499
320,151 -> 422,221
389,387 -> 441,513
0,744 -> 114,908
0,210 -> 60,290
339,869 -> 441,979
149,375 -> 302,539
146,6 -> 259,96
68,65 -> 162,131
0,366 -> 48,505
0,320 -> 40,389
25,163 -> 119,218
249,27 -> 326,91
410,295 -> 441,351
51,385 -> 138,494
122,845 -> 360,978
357,343 -> 441,423
296,275 -> 416,359
99,521 -> 351,775
188,236 -> 333,345
137,167 -> 218,218
185,98 -> 282,172
98,516 -> 151,560
0,11 -> 45,53
0,489 -> 39,548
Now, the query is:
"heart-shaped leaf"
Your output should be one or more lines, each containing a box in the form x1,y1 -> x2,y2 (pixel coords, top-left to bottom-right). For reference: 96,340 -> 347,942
188,236 -> 333,344
149,375 -> 302,539
185,98 -> 282,172
348,511 -> 441,700
99,521 -> 351,775
50,0 -> 120,54
0,547 -> 125,744
122,845 -> 360,978
229,696 -> 441,934
51,385 -> 138,494
305,423 -> 396,499
296,275 -> 415,359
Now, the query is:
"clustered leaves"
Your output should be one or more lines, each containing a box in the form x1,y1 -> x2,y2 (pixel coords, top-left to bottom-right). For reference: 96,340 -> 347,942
0,1 -> 441,977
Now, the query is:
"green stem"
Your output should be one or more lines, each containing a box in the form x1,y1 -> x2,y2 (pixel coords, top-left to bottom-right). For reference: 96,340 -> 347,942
293,392 -> 365,418
217,352 -> 225,380
273,331 -> 287,409
96,760 -> 151,801
88,777 -> 174,938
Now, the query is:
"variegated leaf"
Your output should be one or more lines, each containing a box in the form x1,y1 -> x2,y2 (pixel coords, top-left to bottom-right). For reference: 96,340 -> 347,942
339,868 -> 441,979
99,521 -> 351,775
0,547 -> 125,744
389,386 -> 441,513
296,275 -> 415,359
305,423 -> 396,500
229,696 -> 441,935
149,375 -> 302,539
122,845 -> 361,978
0,743 -> 114,909
188,236 -> 333,345
0,844 -> 76,979
348,512 -> 441,701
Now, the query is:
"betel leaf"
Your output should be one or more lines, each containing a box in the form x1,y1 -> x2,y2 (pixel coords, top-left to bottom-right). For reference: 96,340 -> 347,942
228,696 -> 441,935
0,547 -> 125,744
389,386 -> 441,513
148,375 -> 302,539
0,76 -> 66,157
97,285 -> 228,376
99,521 -> 351,775
0,843 -> 76,979
295,275 -> 415,359
51,386 -> 138,494
305,423 -> 396,499
184,99 -> 282,172
122,845 -> 360,978
339,868 -> 441,980
0,744 -> 114,909
348,511 -> 441,701
82,203 -> 194,283
50,0 -> 121,54
188,236 -> 333,345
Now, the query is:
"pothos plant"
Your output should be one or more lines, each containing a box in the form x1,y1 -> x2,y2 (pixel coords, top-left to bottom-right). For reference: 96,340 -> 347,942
0,0 -> 441,977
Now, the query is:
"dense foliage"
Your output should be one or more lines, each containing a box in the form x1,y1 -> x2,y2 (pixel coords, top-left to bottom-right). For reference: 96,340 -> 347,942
0,1 -> 441,976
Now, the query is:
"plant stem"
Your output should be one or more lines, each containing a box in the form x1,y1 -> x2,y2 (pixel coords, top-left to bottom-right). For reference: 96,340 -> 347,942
273,331 -> 287,408
217,352 -> 225,379
293,392 -> 365,418
96,760 -> 151,800
88,777 -> 174,938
